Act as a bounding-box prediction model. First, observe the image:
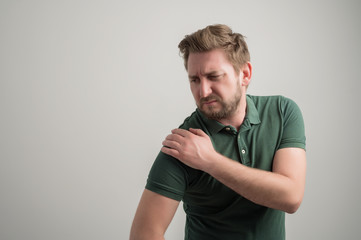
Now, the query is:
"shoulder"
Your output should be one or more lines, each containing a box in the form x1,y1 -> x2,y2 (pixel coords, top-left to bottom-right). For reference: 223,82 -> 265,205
247,95 -> 301,112
247,94 -> 292,104
247,95 -> 306,149
178,109 -> 205,130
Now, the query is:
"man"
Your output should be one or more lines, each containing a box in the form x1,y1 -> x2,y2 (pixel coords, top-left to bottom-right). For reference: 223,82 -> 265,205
130,24 -> 306,240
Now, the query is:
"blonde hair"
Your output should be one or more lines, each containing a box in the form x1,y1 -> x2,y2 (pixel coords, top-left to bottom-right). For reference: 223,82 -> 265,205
178,24 -> 250,74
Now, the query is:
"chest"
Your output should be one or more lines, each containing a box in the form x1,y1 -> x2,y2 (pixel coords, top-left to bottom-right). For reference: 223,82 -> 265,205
183,122 -> 282,208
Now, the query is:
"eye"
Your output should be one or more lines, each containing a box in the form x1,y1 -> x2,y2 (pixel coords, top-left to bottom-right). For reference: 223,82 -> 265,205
208,75 -> 221,80
189,77 -> 199,83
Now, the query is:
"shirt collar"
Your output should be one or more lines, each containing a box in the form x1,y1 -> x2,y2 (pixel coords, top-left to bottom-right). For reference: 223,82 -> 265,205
196,95 -> 261,135
245,95 -> 261,125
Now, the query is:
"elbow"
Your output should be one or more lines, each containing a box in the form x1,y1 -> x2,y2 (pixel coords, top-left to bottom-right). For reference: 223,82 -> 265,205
285,202 -> 301,214
284,194 -> 303,214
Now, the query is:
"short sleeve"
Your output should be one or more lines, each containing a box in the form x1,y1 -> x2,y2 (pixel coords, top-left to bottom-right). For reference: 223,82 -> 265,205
278,97 -> 306,150
145,151 -> 188,201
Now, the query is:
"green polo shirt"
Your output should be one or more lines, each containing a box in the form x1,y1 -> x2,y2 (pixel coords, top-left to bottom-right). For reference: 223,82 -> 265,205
146,95 -> 306,240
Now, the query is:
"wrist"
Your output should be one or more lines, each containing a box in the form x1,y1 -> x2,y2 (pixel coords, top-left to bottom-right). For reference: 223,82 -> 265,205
202,151 -> 222,174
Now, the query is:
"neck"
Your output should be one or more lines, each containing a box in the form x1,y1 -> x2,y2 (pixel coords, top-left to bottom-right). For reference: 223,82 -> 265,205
218,94 -> 247,131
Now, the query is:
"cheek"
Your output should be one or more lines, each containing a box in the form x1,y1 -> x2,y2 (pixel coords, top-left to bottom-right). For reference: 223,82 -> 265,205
190,86 -> 199,100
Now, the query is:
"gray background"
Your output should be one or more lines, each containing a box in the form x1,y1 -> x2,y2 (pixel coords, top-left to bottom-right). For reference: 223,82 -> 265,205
1,0 -> 360,239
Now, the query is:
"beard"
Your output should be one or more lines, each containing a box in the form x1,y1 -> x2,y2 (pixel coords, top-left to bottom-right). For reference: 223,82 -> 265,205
198,83 -> 242,120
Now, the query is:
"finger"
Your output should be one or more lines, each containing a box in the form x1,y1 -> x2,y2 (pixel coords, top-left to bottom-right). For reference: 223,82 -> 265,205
162,139 -> 181,150
189,128 -> 207,137
165,133 -> 184,143
161,146 -> 179,159
171,128 -> 192,137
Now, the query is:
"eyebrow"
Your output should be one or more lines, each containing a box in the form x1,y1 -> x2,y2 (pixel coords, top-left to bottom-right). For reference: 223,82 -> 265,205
188,71 -> 223,79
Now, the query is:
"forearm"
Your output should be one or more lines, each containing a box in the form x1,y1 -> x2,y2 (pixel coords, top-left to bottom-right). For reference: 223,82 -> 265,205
205,152 -> 304,213
160,128 -> 306,213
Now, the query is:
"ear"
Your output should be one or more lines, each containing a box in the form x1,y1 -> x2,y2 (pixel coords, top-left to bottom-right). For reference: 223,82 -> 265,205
240,62 -> 252,87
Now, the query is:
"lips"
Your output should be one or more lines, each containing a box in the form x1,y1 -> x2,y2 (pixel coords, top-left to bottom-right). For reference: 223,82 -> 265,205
204,100 -> 217,105
200,95 -> 219,105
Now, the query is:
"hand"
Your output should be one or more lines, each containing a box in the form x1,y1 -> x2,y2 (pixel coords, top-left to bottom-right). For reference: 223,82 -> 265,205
161,128 -> 217,171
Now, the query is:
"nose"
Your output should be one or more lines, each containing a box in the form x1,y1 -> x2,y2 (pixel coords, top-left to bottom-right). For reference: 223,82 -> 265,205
199,79 -> 212,98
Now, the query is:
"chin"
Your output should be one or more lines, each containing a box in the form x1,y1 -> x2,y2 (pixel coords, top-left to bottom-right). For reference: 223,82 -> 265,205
202,109 -> 222,119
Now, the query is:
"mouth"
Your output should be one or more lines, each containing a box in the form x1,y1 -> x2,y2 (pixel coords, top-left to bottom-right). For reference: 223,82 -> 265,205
200,95 -> 220,107
201,99 -> 218,108
204,100 -> 217,105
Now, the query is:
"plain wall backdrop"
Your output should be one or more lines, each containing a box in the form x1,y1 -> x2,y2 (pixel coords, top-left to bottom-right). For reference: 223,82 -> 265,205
1,0 -> 360,239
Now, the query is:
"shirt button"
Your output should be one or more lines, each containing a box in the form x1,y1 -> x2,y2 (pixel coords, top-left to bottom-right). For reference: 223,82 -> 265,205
241,149 -> 246,154
225,127 -> 231,131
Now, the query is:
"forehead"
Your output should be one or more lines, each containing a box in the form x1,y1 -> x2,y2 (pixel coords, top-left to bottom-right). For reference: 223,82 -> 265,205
187,49 -> 234,76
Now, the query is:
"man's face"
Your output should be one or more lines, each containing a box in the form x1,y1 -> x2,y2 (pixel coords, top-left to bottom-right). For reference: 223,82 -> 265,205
187,49 -> 243,120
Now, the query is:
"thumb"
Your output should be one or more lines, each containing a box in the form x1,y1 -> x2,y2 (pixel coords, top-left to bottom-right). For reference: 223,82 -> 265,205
189,128 -> 207,137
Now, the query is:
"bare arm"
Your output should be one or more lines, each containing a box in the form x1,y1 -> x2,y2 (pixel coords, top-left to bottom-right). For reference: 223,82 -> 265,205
130,189 -> 180,240
161,128 -> 306,213
206,147 -> 306,213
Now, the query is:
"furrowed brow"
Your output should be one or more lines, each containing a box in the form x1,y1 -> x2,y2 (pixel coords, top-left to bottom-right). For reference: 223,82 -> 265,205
188,71 -> 222,79
205,70 -> 223,76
